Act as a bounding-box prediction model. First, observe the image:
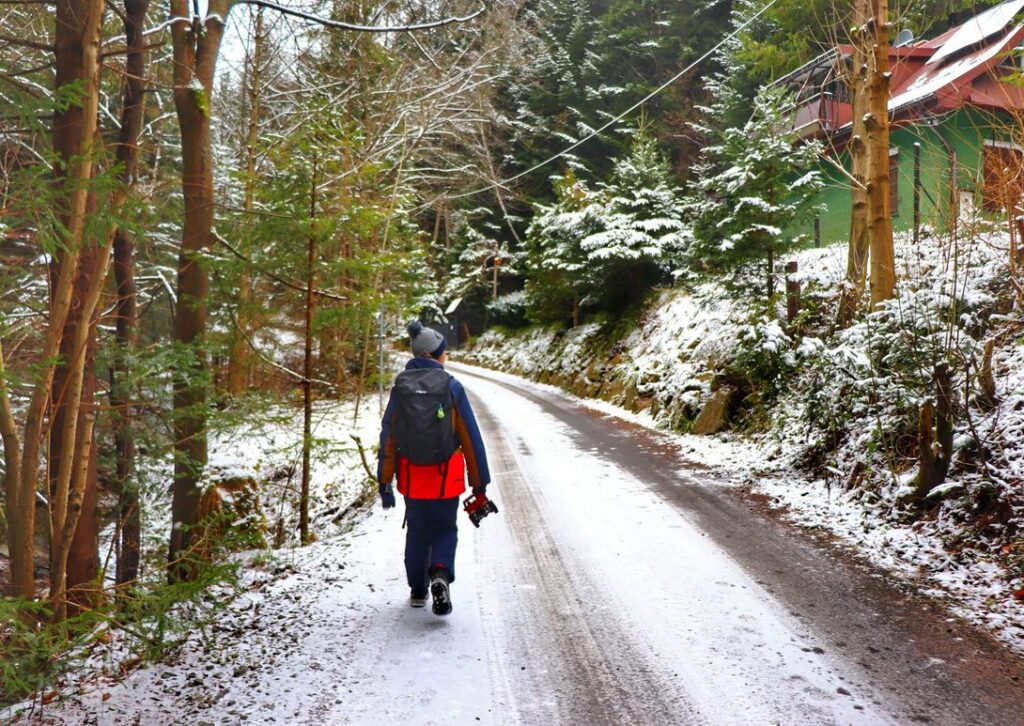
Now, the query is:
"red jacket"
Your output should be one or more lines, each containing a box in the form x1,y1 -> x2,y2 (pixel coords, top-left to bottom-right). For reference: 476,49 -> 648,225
395,451 -> 467,499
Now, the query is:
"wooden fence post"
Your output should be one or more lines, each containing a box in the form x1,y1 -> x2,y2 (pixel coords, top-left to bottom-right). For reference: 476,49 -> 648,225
785,260 -> 800,325
916,399 -> 936,499
934,362 -> 954,483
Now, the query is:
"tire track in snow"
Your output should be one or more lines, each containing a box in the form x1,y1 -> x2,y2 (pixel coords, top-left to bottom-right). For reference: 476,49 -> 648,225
471,401 -> 689,725
454,362 -> 1024,725
465,370 -> 882,725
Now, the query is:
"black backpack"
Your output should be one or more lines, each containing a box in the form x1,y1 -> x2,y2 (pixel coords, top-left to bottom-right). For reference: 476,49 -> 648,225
391,368 -> 458,466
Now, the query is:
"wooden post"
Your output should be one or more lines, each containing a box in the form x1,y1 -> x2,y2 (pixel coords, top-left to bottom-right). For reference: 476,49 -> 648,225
979,338 -> 997,409
916,399 -> 936,499
785,260 -> 800,325
814,215 -> 821,249
934,362 -> 954,483
913,142 -> 921,244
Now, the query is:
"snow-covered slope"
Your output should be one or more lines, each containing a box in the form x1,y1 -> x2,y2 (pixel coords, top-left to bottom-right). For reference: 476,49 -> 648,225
461,229 -> 1024,653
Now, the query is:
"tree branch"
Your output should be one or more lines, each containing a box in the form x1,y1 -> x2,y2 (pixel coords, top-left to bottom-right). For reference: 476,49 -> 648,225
0,34 -> 54,51
212,230 -> 347,302
234,0 -> 485,33
101,39 -> 165,58
227,309 -> 336,388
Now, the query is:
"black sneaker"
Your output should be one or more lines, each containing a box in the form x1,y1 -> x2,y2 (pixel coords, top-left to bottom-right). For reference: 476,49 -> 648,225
410,589 -> 427,608
430,576 -> 452,616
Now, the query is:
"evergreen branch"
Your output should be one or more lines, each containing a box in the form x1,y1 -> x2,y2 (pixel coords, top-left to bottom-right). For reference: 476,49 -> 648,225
0,33 -> 53,51
423,0 -> 783,207
227,308 -> 336,389
212,230 -> 347,302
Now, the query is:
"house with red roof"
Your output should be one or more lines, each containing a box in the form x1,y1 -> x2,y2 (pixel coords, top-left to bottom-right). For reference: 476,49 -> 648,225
780,0 -> 1024,243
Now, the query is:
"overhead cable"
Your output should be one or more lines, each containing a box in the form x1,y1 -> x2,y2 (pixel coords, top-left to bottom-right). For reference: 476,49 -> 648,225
437,0 -> 782,204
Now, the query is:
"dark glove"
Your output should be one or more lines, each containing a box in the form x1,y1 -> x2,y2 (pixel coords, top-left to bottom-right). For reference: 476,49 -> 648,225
380,484 -> 395,509
472,485 -> 487,497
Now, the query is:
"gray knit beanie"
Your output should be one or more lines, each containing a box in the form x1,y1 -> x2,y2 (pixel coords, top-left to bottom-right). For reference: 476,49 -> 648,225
407,320 -> 447,358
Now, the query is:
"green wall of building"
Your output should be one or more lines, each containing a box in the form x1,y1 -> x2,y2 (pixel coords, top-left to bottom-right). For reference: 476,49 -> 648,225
800,108 -> 1013,245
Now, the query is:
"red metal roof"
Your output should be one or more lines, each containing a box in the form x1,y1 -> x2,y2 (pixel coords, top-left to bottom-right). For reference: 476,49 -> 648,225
785,0 -> 1024,139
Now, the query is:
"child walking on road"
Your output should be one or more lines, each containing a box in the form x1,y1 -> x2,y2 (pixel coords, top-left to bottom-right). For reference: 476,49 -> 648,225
377,321 -> 491,615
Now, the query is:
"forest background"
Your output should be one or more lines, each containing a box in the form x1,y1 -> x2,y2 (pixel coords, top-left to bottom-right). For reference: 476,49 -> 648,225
1,0 -> 1021,706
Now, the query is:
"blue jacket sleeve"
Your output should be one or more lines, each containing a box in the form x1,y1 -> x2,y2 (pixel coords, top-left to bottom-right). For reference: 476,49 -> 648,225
451,378 -> 490,489
377,390 -> 398,485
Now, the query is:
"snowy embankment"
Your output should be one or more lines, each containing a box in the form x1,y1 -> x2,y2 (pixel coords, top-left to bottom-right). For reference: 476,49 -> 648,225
4,398 -> 385,724
462,229 -> 1024,654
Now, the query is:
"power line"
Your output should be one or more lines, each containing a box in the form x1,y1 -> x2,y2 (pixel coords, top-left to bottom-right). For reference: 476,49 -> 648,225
436,0 -> 782,205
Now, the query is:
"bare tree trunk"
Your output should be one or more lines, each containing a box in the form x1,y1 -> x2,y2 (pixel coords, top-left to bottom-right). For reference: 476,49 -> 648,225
3,0 -> 104,600
65,431 -> 99,609
866,0 -> 895,306
300,158 -> 318,546
838,0 -> 871,328
50,240 -> 104,616
112,0 -> 150,588
168,2 -> 230,581
227,7 -> 264,396
0,341 -> 23,583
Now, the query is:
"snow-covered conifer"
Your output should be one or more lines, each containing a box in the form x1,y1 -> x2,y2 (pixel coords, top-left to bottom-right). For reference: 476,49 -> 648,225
524,171 -> 602,324
580,125 -> 688,309
684,82 -> 823,302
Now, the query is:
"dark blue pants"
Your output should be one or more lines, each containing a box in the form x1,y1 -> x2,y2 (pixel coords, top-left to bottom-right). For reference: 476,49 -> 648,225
404,497 -> 460,591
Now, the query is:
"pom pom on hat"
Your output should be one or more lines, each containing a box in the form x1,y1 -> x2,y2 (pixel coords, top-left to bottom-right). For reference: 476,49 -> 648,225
406,320 -> 423,338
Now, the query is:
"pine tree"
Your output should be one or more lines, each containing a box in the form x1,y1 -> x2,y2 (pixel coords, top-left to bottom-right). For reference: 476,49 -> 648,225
496,0 -> 615,198
580,125 -> 688,310
443,211 -> 519,312
594,0 -> 731,172
524,171 -> 601,325
684,81 -> 823,304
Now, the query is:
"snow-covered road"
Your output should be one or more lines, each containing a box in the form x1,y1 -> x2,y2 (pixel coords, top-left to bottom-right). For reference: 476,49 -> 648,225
30,363 -> 1023,726
320,362 -> 1023,725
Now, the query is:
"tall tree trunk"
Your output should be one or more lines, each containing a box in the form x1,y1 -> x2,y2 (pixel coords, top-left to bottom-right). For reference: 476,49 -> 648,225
112,0 -> 150,588
168,2 -> 231,581
49,237 -> 103,615
0,342 -> 23,586
227,7 -> 264,396
63,377 -> 100,612
3,0 -> 103,600
300,158 -> 318,546
838,0 -> 871,328
866,0 -> 895,306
